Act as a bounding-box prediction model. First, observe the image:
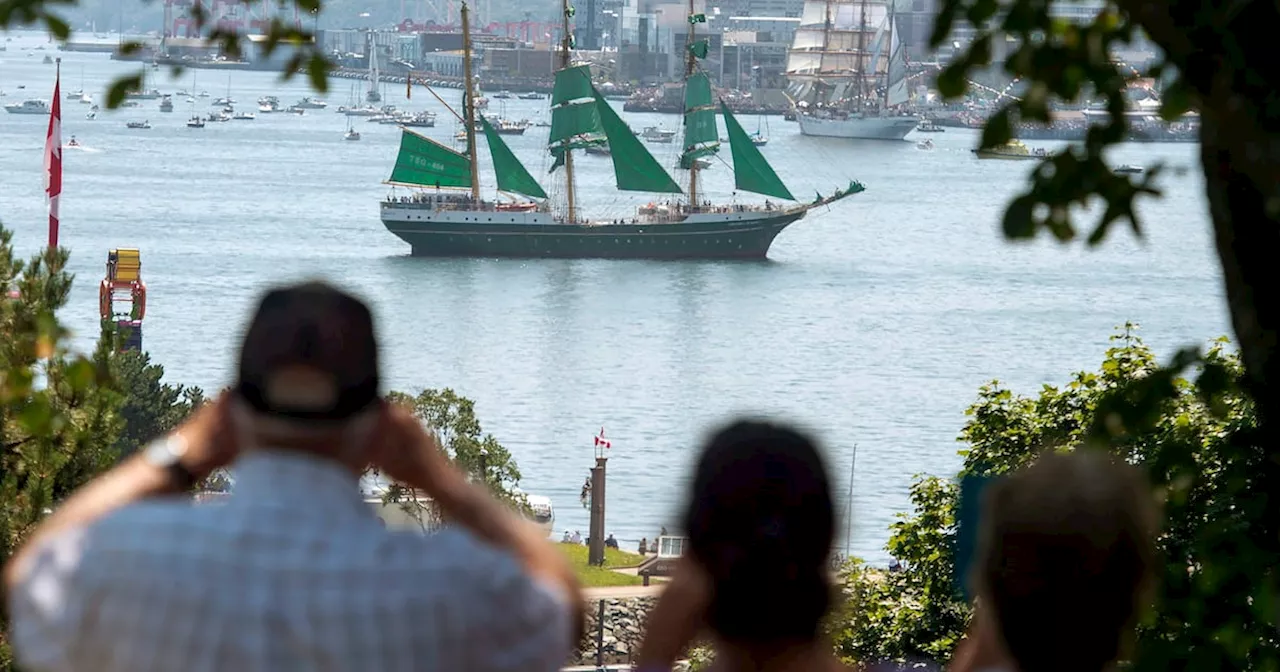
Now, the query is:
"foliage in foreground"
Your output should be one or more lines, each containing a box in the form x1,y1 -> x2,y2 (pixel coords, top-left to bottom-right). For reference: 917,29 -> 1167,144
1,228 -> 124,667
109,350 -> 205,458
829,326 -> 1272,669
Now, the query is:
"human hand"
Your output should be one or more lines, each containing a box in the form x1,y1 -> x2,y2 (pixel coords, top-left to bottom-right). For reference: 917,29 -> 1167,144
367,400 -> 453,495
175,393 -> 240,481
637,556 -> 712,667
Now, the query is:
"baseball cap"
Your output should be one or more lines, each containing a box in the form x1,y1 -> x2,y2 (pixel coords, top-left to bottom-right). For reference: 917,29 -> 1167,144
235,281 -> 380,422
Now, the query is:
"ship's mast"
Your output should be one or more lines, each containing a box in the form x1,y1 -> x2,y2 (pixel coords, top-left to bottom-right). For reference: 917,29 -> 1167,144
559,0 -> 578,223
857,0 -> 869,109
461,2 -> 481,202
685,0 -> 699,209
819,0 -> 832,108
881,0 -> 895,112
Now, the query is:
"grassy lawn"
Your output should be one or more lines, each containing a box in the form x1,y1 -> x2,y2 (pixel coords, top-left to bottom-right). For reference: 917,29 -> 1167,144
557,543 -> 646,587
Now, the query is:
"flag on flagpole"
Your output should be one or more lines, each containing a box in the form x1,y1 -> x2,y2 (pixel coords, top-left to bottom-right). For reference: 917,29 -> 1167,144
44,60 -> 62,249
594,427 -> 611,449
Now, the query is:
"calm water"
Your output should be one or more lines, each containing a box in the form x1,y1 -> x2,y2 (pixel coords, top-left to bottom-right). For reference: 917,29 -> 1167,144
1,37 -> 1228,561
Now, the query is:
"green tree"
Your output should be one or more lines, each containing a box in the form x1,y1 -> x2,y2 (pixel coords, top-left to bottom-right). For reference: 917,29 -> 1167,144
376,389 -> 528,527
109,349 -> 205,458
1,227 -> 125,667
829,326 -> 1264,668
930,8 -> 1280,663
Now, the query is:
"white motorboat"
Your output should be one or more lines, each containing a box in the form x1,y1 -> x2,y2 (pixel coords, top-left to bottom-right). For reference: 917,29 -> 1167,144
4,99 -> 49,115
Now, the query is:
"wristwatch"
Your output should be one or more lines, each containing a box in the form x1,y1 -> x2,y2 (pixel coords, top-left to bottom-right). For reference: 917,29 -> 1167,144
143,433 -> 199,491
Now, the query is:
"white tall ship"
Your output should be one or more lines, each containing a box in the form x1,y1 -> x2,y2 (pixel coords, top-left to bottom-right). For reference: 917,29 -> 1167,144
786,0 -> 918,140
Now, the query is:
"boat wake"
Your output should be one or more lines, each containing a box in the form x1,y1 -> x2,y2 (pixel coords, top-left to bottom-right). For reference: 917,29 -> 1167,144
63,144 -> 102,153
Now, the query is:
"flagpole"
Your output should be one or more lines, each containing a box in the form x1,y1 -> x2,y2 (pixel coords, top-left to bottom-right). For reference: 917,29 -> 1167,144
46,58 -> 63,250
844,443 -> 856,560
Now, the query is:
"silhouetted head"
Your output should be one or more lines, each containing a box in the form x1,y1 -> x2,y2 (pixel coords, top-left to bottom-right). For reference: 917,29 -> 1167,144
233,281 -> 381,471
684,420 -> 835,648
974,451 -> 1158,672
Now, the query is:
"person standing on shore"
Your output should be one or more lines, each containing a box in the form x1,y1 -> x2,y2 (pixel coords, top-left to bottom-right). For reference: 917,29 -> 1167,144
636,420 -> 849,672
5,282 -> 583,672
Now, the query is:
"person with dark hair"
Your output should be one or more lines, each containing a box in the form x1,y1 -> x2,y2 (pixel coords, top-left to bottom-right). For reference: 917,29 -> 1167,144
636,419 -> 847,672
5,281 -> 583,672
950,451 -> 1158,672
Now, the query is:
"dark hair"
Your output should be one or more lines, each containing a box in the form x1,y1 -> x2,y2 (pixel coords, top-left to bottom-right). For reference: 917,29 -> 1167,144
975,451 -> 1158,672
683,420 -> 835,646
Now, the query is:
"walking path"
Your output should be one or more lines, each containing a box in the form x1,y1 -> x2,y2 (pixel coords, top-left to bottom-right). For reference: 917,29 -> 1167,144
583,584 -> 665,599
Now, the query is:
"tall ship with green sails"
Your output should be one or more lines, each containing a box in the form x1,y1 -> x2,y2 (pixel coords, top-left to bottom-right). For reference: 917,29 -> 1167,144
378,0 -> 864,260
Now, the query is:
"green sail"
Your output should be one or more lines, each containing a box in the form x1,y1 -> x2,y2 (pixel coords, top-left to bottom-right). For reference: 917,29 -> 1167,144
480,116 -> 547,199
549,65 -> 606,170
550,103 -> 603,146
681,72 -> 719,169
552,64 -> 595,105
593,88 -> 682,194
388,129 -> 472,189
720,101 -> 794,200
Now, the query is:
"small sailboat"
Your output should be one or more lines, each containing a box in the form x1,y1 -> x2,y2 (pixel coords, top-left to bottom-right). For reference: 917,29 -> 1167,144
750,116 -> 769,146
365,33 -> 382,103
345,115 -> 361,141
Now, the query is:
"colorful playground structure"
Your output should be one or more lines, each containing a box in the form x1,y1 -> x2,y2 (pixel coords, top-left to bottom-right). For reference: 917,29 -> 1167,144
99,249 -> 146,351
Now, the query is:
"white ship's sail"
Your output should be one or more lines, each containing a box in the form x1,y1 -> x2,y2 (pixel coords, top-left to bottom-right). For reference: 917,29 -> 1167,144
786,0 -> 909,102
786,0 -> 917,139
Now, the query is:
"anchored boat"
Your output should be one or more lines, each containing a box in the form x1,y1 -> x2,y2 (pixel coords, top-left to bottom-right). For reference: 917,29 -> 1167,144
378,0 -> 863,260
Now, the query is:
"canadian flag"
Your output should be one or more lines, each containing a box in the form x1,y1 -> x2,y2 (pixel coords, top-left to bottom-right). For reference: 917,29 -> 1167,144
44,61 -> 62,249
594,427 -> 611,449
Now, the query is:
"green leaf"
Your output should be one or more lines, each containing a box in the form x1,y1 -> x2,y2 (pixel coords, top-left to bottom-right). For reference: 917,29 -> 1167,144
43,14 -> 69,40
1002,194 -> 1036,239
979,107 -> 1013,149
118,40 -> 144,56
936,62 -> 969,99
1160,78 -> 1193,121
307,53 -> 330,93
66,359 -> 96,391
105,73 -> 144,109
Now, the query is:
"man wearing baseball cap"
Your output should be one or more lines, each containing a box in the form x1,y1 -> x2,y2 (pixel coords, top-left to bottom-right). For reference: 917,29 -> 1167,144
6,281 -> 582,672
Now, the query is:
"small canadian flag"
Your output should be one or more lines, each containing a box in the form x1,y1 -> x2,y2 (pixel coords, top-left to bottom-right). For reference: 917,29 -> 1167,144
594,427 -> 611,449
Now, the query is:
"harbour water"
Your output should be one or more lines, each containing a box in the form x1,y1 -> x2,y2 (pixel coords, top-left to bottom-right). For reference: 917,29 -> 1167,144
1,36 -> 1228,560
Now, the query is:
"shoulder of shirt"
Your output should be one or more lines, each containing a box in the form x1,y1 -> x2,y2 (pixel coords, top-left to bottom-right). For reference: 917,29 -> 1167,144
391,529 -> 571,605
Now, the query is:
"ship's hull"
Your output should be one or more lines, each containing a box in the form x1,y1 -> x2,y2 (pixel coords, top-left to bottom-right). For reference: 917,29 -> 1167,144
4,105 -> 49,115
971,149 -> 1040,160
380,206 -> 807,259
797,113 -> 919,140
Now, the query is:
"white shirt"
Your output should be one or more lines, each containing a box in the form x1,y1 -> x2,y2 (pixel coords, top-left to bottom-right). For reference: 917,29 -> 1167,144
8,451 -> 573,672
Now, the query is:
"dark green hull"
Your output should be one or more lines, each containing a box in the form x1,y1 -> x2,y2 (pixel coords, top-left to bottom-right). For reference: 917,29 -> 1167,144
380,211 -> 808,259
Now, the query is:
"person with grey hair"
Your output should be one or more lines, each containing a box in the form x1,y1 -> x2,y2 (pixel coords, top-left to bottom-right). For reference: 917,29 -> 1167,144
6,281 -> 582,672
